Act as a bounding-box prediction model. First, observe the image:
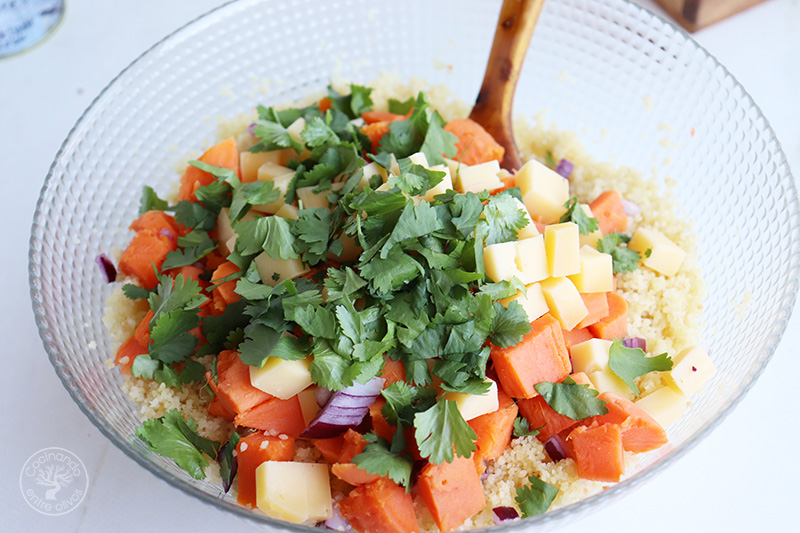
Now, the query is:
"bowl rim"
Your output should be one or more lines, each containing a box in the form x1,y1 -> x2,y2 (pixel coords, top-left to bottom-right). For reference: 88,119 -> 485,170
28,0 -> 800,530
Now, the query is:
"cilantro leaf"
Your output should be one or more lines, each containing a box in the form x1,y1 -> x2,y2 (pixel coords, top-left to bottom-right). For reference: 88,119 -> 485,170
533,380 -> 609,421
294,207 -> 332,264
149,309 -> 200,364
188,160 -> 240,186
252,119 -> 304,154
490,301 -> 532,348
381,201 -> 444,258
380,381 -> 437,426
327,84 -> 374,119
559,197 -> 599,235
161,230 -> 216,270
217,432 -> 240,493
608,338 -> 673,396
309,339 -> 352,390
122,283 -> 152,301
512,417 -> 542,438
418,109 -> 458,166
139,186 -> 169,214
515,475 -> 559,517
292,305 -> 337,339
230,180 -> 280,222
360,246 -> 423,295
483,192 -> 529,245
596,233 -> 641,274
414,398 -> 477,464
135,410 -> 220,480
235,216 -> 298,259
175,200 -> 216,231
302,115 -> 341,148
352,434 -> 414,488
148,273 -> 207,319
388,96 -> 415,115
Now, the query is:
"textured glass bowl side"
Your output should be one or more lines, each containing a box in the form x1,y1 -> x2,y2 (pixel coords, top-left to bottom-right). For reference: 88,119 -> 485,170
29,0 -> 799,531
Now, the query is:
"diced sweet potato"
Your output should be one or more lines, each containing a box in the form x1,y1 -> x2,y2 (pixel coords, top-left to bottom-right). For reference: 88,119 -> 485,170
380,358 -> 406,388
576,292 -> 610,329
361,110 -> 405,124
339,478 -> 420,533
567,423 -> 625,482
562,326 -> 593,348
444,118 -> 505,165
118,229 -> 177,289
588,292 -> 628,340
178,138 -> 240,202
114,337 -> 147,375
331,463 -> 382,486
583,392 -> 667,452
417,455 -> 485,532
469,401 -> 518,473
589,190 -> 627,235
214,350 -> 272,415
236,432 -> 295,508
234,395 -> 306,437
517,394 -> 579,443
491,314 -> 571,399
211,261 -> 241,308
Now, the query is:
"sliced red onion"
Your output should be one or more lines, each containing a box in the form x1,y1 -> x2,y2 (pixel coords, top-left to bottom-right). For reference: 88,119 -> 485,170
216,434 -> 239,493
95,254 -> 117,283
158,227 -> 176,243
555,158 -> 574,179
492,507 -> 520,524
314,386 -> 334,407
544,434 -> 569,462
621,198 -> 641,217
622,337 -> 647,352
192,261 -> 204,270
247,122 -> 256,136
323,503 -> 352,531
299,377 -> 385,439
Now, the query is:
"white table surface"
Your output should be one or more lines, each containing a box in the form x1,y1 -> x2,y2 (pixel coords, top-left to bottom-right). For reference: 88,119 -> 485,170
2,1 -> 798,531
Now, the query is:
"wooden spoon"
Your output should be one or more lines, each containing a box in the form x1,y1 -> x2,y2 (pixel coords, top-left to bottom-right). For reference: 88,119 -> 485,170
469,0 -> 546,171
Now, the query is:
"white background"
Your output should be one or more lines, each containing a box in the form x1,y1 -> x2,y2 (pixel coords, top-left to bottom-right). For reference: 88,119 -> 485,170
1,0 -> 798,531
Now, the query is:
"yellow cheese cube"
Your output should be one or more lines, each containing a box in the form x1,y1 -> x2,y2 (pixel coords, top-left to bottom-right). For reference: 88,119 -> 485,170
408,151 -> 429,167
255,461 -> 332,523
359,161 -> 388,189
329,232 -> 362,262
297,387 -> 321,426
422,166 -> 454,202
443,158 -> 463,181
634,386 -> 687,427
578,204 -> 603,249
587,368 -> 635,400
544,222 -> 581,277
514,235 -> 549,284
250,357 -> 313,400
456,160 -> 503,194
252,163 -> 294,214
569,338 -> 612,374
484,241 -> 524,282
664,345 -> 716,397
286,117 -> 306,143
512,198 -> 539,239
498,283 -> 548,323
254,252 -> 310,287
236,131 -> 258,152
628,227 -> 686,277
567,245 -> 614,293
442,379 -> 499,421
240,150 -> 293,182
275,204 -> 299,220
516,159 -> 569,223
296,182 -> 343,210
217,209 -> 255,255
223,235 -> 237,257
540,277 -> 588,331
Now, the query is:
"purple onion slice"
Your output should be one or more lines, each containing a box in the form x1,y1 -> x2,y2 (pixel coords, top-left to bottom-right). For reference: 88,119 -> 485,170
247,122 -> 256,136
622,337 -> 647,352
158,227 -> 176,243
621,198 -> 641,216
555,158 -> 574,179
544,434 -> 569,462
299,377 -> 385,439
95,254 -> 117,283
492,506 -> 520,524
323,503 -> 352,531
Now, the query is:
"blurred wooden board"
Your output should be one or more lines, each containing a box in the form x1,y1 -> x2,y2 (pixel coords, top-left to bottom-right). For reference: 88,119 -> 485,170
653,0 -> 769,32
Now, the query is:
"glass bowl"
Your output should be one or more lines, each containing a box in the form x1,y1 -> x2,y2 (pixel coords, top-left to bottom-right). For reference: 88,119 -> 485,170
29,0 -> 799,530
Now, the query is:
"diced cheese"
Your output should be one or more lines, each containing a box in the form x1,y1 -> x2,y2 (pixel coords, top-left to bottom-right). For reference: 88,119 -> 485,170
512,198 -> 540,239
456,160 -> 503,194
250,357 -> 313,400
514,235 -> 549,284
516,159 -> 569,223
544,222 -> 581,277
587,368 -> 635,400
297,387 -> 321,426
296,182 -> 343,210
286,117 -> 306,144
664,345 -> 716,397
569,338 -> 612,374
240,150 -> 293,182
578,204 -> 603,249
484,241 -> 523,282
359,161 -> 388,189
498,283 -> 548,323
568,245 -> 614,293
634,386 -> 687,427
218,208 -> 255,255
628,227 -> 686,277
224,235 -> 237,257
275,203 -> 299,220
329,232 -> 362,262
255,461 -> 332,523
442,378 -> 499,421
254,252 -> 310,287
422,165 -> 454,202
408,151 -> 429,167
443,158 -> 463,182
252,163 -> 294,214
540,277 -> 588,331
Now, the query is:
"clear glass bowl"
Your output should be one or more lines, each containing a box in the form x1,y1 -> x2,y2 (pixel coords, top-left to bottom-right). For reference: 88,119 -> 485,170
29,0 -> 799,530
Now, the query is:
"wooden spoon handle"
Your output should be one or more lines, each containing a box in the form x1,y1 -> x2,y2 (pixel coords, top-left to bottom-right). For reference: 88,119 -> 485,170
469,0 -> 545,171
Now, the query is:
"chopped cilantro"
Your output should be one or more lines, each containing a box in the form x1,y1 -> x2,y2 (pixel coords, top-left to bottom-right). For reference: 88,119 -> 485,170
414,398 -> 477,464
483,192 -> 530,245
533,379 -> 609,421
139,185 -> 169,214
352,434 -> 414,489
596,232 -> 642,274
515,475 -> 559,517
559,197 -> 600,235
217,432 -> 240,493
512,417 -> 542,438
608,338 -> 673,396
388,96 -> 415,115
489,301 -> 532,348
122,283 -> 151,301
